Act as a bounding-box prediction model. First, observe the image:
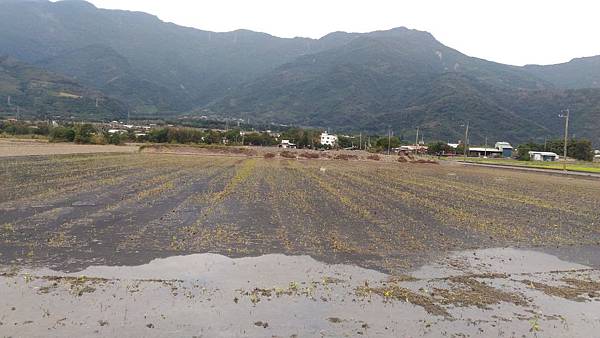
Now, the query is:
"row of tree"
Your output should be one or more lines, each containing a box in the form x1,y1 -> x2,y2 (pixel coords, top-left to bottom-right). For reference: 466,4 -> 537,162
0,120 -> 50,136
143,127 -> 279,146
1,121 -> 596,161
516,139 -> 594,161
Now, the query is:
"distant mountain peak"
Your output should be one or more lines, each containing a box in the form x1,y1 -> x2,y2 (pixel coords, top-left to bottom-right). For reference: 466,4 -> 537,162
1,0 -> 600,144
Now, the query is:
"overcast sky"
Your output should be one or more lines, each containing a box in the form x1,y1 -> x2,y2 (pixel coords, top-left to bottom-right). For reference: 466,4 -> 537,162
85,0 -> 600,66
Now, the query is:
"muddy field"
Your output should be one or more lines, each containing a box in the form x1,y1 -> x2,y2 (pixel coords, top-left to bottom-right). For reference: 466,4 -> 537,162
2,152 -> 600,271
2,152 -> 600,336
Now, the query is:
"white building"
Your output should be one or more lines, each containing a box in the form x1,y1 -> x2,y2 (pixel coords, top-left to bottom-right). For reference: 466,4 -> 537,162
279,140 -> 296,149
320,132 -> 338,147
529,151 -> 559,162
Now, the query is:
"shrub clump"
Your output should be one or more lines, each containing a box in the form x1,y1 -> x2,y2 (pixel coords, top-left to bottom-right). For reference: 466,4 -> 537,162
367,154 -> 381,161
263,152 -> 276,159
334,154 -> 359,161
299,152 -> 320,159
280,151 -> 297,159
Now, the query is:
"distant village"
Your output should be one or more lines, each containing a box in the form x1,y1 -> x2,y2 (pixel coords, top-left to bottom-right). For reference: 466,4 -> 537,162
2,117 -> 599,162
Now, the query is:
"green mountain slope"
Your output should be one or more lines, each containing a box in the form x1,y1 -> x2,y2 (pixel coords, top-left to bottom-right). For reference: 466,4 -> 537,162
0,0 -> 347,114
37,44 -> 183,113
209,28 -> 598,143
524,56 -> 600,89
0,56 -> 126,120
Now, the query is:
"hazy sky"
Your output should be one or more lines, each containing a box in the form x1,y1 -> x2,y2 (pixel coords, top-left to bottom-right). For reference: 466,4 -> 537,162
85,0 -> 600,66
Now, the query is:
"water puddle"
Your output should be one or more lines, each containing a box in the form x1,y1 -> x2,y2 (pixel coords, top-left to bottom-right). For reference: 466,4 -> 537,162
1,247 -> 599,337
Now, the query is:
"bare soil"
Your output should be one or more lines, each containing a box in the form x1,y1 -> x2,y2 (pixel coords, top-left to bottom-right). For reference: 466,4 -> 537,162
0,139 -> 139,157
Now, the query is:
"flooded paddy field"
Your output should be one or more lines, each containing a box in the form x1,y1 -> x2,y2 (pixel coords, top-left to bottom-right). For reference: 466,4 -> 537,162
1,152 -> 600,336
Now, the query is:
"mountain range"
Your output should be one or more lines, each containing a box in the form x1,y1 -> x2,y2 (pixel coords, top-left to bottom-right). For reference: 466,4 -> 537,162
0,0 -> 599,144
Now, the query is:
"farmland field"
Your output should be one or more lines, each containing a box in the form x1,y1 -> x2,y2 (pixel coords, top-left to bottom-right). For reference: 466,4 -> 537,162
2,152 -> 600,336
2,152 -> 600,271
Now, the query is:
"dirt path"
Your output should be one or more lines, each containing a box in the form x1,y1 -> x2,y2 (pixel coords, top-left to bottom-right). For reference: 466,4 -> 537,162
0,139 -> 139,157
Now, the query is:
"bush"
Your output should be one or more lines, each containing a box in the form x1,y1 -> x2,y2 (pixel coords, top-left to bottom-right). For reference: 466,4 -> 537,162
367,154 -> 381,161
108,133 -> 126,145
299,152 -> 320,159
280,151 -> 297,159
90,134 -> 108,145
263,153 -> 276,159
49,126 -> 76,142
334,154 -> 358,161
427,142 -> 454,155
398,156 -> 408,163
73,124 -> 95,144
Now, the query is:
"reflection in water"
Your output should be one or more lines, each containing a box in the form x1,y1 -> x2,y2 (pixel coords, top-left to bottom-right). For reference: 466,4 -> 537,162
1,248 -> 600,337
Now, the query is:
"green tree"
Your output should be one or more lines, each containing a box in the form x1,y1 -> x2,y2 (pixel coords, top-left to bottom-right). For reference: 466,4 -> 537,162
49,126 -> 76,142
73,124 -> 95,144
427,142 -> 453,155
337,136 -> 355,149
569,139 -> 594,161
108,132 -> 125,145
375,136 -> 400,151
515,139 -> 593,161
148,128 -> 169,143
515,142 -> 543,161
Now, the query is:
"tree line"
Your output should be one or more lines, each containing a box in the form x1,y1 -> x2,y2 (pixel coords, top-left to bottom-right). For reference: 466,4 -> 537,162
515,139 -> 594,161
1,121 -> 595,161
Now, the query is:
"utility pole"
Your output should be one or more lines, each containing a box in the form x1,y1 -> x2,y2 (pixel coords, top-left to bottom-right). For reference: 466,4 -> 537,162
559,109 -> 570,171
484,136 -> 488,158
463,122 -> 470,160
7,95 -> 11,106
387,127 -> 392,156
415,127 -> 420,146
16,106 -> 20,121
359,132 -> 362,150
